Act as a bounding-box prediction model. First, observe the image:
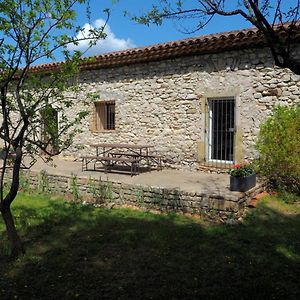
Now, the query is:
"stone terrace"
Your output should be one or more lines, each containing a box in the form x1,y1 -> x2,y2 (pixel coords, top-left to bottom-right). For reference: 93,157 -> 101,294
16,157 -> 265,222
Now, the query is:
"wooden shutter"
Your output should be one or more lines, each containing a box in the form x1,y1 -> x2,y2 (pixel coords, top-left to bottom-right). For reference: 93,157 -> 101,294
99,102 -> 105,130
89,103 -> 97,132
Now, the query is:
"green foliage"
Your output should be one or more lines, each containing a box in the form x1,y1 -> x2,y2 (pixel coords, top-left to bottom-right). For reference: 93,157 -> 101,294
256,105 -> 300,193
106,181 -> 113,202
19,171 -> 31,193
229,163 -> 255,177
150,188 -> 165,210
0,0 -> 109,195
0,0 -> 109,253
277,190 -> 300,204
37,171 -> 49,194
136,187 -> 144,205
0,240 -> 11,256
87,177 -> 113,204
70,174 -> 80,201
87,177 -> 100,200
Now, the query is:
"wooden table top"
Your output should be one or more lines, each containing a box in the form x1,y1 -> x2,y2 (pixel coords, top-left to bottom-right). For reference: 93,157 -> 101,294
89,143 -> 154,149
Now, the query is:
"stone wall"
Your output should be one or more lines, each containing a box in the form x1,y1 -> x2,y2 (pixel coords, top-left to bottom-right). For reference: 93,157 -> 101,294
18,170 -> 265,221
63,47 -> 300,169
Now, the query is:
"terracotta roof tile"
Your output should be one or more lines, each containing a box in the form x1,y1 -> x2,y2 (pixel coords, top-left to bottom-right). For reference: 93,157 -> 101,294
29,23 -> 300,73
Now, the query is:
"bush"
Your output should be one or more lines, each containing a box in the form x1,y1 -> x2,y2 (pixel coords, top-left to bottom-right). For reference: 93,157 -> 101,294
256,104 -> 300,194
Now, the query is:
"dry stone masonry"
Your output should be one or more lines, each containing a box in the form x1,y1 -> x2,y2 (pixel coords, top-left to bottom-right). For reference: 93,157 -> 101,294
63,47 -> 300,170
18,170 -> 265,221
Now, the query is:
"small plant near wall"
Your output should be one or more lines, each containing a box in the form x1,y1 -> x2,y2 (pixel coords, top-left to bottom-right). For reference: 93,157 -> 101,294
105,181 -> 113,203
136,187 -> 145,206
87,177 -> 114,204
87,177 -> 98,200
37,171 -> 49,194
70,175 -> 80,202
150,188 -> 165,210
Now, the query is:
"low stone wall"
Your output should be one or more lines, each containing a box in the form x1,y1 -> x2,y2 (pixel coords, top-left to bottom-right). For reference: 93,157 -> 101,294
18,170 -> 265,221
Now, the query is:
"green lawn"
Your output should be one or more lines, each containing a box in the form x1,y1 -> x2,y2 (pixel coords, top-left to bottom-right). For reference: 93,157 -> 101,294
0,193 -> 300,300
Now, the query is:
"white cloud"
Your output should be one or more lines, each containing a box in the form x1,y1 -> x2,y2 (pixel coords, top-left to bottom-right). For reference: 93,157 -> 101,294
68,18 -> 136,56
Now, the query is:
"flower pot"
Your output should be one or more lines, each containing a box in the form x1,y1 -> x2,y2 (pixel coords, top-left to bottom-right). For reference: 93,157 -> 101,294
230,173 -> 256,192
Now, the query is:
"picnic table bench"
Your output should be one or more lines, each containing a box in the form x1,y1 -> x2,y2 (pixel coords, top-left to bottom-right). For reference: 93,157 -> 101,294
81,143 -> 162,176
81,155 -> 140,176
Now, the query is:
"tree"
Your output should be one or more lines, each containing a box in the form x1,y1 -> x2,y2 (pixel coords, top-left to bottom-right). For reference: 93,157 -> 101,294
0,0 -> 108,257
132,0 -> 300,74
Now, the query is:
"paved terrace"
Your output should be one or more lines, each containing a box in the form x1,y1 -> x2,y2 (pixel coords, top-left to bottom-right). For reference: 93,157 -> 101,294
31,157 -> 230,195
18,157 -> 264,221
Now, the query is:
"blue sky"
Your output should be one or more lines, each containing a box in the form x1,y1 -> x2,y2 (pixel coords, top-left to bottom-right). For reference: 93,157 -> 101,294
69,0 -> 297,57
100,0 -> 251,45
71,0 -> 251,56
0,0 -> 297,65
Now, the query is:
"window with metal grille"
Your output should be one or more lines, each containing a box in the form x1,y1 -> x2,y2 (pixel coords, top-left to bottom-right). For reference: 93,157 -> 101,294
94,101 -> 115,131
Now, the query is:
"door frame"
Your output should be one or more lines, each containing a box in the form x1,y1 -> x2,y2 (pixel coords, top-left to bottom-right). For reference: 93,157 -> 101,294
207,97 -> 236,164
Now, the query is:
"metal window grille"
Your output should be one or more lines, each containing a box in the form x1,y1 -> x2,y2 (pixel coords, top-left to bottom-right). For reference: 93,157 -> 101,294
205,97 -> 235,169
105,103 -> 115,130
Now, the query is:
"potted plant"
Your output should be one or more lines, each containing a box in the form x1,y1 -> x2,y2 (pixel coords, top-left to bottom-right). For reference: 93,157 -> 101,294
229,163 -> 256,192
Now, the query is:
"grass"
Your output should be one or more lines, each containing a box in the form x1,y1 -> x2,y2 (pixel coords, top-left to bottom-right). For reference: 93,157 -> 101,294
0,193 -> 300,300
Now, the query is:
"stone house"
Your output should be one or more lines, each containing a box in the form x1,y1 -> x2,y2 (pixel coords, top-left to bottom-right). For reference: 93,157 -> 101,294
31,26 -> 300,170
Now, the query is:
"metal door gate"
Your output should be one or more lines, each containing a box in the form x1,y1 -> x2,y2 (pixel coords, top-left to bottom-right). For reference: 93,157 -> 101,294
207,97 -> 235,167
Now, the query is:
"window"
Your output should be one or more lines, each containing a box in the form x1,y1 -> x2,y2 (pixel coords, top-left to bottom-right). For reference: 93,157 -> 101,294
93,101 -> 115,131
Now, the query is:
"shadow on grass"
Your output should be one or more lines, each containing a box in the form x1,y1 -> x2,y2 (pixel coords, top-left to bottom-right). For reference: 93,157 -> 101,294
0,197 -> 300,300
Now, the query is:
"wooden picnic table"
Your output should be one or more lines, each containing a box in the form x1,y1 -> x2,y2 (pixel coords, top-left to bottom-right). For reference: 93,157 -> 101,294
81,143 -> 161,176
89,143 -> 153,157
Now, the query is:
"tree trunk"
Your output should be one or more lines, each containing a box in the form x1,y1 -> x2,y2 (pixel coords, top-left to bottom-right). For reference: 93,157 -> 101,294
1,205 -> 25,258
278,57 -> 300,75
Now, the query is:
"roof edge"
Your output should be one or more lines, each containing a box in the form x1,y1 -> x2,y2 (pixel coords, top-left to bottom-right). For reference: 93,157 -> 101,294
29,23 -> 300,73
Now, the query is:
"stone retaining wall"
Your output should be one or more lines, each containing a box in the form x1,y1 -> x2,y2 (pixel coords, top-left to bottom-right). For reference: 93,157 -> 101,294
19,170 -> 265,221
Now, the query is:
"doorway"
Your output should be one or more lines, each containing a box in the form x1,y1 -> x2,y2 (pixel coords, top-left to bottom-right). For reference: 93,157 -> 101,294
208,97 -> 235,164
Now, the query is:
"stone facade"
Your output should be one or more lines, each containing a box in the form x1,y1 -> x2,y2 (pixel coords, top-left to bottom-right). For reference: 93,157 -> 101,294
63,46 -> 300,170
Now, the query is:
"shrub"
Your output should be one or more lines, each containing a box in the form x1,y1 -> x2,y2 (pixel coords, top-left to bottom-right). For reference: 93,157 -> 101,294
256,104 -> 300,194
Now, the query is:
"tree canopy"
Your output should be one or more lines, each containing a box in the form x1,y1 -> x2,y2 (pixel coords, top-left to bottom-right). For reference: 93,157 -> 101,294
0,0 -> 108,257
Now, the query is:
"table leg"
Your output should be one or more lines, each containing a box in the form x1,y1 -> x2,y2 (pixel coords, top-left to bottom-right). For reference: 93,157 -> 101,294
146,148 -> 150,170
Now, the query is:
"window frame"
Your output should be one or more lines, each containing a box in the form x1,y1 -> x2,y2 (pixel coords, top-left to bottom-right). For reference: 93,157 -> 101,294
92,100 -> 116,132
